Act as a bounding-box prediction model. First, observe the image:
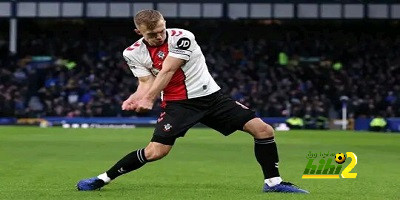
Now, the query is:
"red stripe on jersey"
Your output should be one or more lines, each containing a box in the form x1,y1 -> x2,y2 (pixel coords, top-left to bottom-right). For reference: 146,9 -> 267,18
146,42 -> 168,70
145,40 -> 188,101
163,68 -> 188,101
171,30 -> 176,36
126,42 -> 141,51
176,31 -> 183,36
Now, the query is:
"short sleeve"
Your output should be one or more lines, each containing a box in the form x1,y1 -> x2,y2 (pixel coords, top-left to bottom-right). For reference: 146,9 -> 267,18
123,50 -> 151,77
168,31 -> 196,61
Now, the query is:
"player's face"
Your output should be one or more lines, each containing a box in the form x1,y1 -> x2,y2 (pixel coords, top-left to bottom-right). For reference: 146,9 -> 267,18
138,20 -> 167,46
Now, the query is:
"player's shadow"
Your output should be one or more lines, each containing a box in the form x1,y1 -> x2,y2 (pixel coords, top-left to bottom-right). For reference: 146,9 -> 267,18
105,181 -> 250,192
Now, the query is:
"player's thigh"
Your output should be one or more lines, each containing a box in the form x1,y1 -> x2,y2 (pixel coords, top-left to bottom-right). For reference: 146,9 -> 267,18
201,94 -> 256,135
151,102 -> 204,145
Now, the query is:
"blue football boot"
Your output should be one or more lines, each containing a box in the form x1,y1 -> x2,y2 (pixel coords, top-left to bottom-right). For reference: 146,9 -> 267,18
77,177 -> 106,191
263,181 -> 309,193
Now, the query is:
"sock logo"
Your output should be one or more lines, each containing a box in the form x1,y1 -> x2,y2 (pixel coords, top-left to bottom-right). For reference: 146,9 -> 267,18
118,167 -> 126,174
275,163 -> 279,168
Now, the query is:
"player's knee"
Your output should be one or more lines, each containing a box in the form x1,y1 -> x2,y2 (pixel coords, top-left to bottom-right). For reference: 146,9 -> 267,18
256,123 -> 275,139
145,148 -> 169,161
144,144 -> 171,161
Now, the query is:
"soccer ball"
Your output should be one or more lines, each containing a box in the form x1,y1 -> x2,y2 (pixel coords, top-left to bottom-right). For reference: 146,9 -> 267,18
335,153 -> 346,164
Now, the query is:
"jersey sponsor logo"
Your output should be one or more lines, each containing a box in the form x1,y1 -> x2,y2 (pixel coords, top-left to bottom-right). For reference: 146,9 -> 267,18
163,123 -> 172,132
177,38 -> 191,50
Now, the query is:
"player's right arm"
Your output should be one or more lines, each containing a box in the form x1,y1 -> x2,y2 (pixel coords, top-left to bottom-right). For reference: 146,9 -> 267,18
122,75 -> 155,111
122,43 -> 154,111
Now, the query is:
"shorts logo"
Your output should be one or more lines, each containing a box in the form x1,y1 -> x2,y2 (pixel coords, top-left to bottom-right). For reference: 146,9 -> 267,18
177,38 -> 191,50
163,123 -> 172,132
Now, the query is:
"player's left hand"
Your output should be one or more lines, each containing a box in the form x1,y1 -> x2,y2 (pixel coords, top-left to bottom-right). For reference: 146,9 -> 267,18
135,98 -> 154,113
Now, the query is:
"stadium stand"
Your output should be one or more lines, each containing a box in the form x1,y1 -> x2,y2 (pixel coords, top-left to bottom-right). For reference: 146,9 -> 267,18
0,20 -> 399,120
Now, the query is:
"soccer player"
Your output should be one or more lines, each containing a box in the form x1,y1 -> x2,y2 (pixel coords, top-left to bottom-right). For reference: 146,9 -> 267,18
77,10 -> 308,193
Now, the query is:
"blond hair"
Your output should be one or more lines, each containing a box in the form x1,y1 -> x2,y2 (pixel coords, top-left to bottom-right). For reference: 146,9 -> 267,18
134,10 -> 164,29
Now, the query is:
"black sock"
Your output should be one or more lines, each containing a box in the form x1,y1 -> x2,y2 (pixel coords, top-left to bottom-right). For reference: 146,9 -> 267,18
106,148 -> 148,180
254,137 -> 280,179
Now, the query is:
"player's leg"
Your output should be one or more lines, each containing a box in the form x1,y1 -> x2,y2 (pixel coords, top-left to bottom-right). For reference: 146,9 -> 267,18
201,102 -> 282,190
200,93 -> 308,193
242,119 -> 281,185
243,118 -> 308,193
243,118 -> 280,181
77,142 -> 173,191
77,101 -> 204,191
103,142 -> 172,180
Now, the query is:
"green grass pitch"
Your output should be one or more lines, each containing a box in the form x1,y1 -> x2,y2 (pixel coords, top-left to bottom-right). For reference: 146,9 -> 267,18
0,126 -> 399,200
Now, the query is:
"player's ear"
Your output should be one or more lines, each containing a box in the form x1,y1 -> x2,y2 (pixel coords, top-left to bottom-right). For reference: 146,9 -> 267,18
134,29 -> 142,36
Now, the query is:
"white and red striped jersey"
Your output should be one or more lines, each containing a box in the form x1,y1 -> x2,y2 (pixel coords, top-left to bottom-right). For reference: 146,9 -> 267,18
123,28 -> 220,101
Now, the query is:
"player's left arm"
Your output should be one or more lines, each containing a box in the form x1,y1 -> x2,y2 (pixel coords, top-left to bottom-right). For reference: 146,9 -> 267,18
145,56 -> 184,100
135,56 -> 185,112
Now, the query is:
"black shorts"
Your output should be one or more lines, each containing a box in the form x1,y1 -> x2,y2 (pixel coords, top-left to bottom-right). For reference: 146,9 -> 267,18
151,91 -> 256,145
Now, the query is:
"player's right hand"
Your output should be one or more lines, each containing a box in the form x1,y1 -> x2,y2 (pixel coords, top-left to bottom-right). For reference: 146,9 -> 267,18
121,100 -> 134,110
122,94 -> 139,110
122,99 -> 138,110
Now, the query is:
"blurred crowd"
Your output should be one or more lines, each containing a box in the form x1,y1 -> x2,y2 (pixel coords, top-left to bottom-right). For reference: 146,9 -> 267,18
0,20 -> 399,118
